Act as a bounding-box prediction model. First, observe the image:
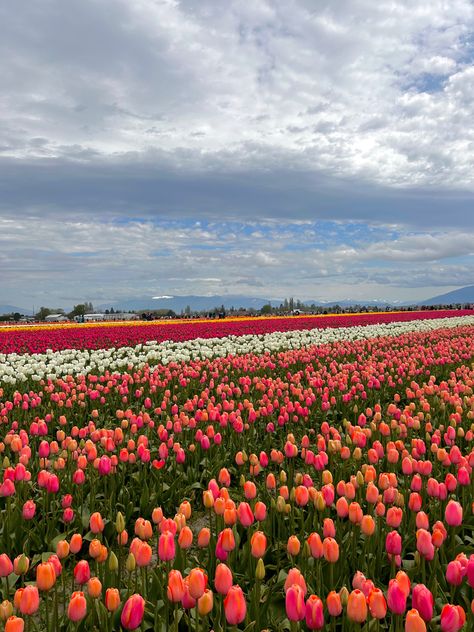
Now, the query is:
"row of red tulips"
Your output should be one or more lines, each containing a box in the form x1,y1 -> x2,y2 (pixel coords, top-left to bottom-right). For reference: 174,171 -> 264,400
2,309 -> 472,354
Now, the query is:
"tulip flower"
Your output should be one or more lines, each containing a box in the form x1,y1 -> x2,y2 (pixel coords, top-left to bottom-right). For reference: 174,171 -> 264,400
73,560 -> 90,585
4,617 -> 24,632
305,594 -> 324,630
187,568 -> 207,600
387,579 -> 407,615
411,584 -> 433,623
224,585 -> 247,625
158,530 -> 176,562
250,531 -> 267,558
284,568 -> 307,595
440,604 -> 466,632
167,570 -> 185,602
367,587 -> 387,619
18,586 -> 39,616
327,591 -> 342,616
285,584 -> 306,622
121,594 -> 145,630
347,589 -> 367,624
215,564 -> 233,595
405,609 -> 427,632
322,537 -> 339,562
444,501 -> 463,527
36,562 -> 56,591
105,588 -> 121,612
89,511 -> 105,533
386,531 -> 402,556
67,591 -> 87,622
287,535 -> 301,557
0,555 -> 13,578
197,589 -> 213,616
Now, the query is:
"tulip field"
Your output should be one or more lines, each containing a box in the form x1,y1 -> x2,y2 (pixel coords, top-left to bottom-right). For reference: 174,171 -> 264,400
1,311 -> 474,631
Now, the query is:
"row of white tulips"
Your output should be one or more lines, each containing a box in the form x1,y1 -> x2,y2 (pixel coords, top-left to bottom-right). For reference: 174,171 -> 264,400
1,315 -> 474,385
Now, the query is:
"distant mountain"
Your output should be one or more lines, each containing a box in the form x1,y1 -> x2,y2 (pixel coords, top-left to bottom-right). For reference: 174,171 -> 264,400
0,304 -> 33,316
418,286 -> 474,306
303,299 -> 399,308
98,294 -> 399,313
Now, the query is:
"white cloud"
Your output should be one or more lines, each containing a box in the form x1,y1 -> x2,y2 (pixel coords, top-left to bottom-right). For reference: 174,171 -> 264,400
1,0 -> 473,189
1,215 -> 473,306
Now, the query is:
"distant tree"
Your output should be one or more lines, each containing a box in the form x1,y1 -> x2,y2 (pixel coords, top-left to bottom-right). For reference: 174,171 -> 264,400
36,306 -> 52,320
13,312 -> 21,322
260,304 -> 272,315
289,297 -> 294,311
185,305 -> 191,316
283,298 -> 289,311
68,303 -> 94,318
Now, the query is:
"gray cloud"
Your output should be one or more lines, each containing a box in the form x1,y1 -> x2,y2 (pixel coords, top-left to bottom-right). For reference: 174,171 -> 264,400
1,0 -> 474,305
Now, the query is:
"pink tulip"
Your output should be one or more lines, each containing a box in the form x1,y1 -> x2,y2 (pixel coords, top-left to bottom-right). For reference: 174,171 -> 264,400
121,594 -> 145,630
412,584 -> 433,622
285,584 -> 306,622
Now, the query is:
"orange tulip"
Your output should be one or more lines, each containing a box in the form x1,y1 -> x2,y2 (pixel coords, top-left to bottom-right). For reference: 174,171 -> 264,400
368,588 -> 387,619
36,562 -> 56,591
197,528 -> 211,548
198,589 -> 214,616
69,534 -> 82,554
5,616 -> 24,632
287,535 -> 301,557
167,570 -> 185,603
18,585 -> 40,615
405,609 -> 427,632
87,577 -> 102,599
323,537 -> 339,563
250,531 -> 267,558
89,512 -> 105,534
188,568 -> 207,600
347,589 -> 367,624
178,526 -> 193,550
105,587 -> 121,612
56,540 -> 69,560
327,591 -> 342,616
361,515 -> 375,536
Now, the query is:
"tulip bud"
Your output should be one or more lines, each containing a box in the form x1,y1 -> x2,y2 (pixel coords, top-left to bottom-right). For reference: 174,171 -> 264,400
339,586 -> 349,606
276,496 -> 286,513
13,555 -> 29,576
115,511 -> 125,534
256,558 -> 265,581
0,601 -> 13,622
126,553 -> 136,572
108,551 -> 119,572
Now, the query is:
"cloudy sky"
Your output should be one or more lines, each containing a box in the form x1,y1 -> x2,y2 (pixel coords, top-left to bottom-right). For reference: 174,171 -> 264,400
1,0 -> 474,308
